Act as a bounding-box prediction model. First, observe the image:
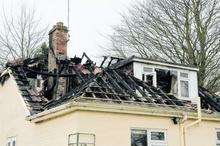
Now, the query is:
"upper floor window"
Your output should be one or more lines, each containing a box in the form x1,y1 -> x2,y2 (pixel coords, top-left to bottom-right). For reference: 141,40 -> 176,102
68,133 -> 95,146
155,69 -> 178,96
131,129 -> 167,146
180,72 -> 189,98
142,67 -> 156,87
141,66 -> 191,98
7,137 -> 16,146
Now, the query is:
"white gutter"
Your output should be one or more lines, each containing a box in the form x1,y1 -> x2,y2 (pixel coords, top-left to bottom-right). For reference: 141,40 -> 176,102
26,98 -> 220,123
26,101 -> 75,122
27,101 -> 186,123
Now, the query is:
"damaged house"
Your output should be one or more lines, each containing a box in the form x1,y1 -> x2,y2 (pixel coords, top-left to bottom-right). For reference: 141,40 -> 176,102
0,22 -> 220,146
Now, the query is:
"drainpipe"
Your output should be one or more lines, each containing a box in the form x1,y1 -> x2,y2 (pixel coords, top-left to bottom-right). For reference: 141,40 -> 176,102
180,97 -> 202,146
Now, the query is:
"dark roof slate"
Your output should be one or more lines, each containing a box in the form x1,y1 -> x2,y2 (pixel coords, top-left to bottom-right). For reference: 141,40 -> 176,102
12,69 -> 48,114
0,55 -> 219,115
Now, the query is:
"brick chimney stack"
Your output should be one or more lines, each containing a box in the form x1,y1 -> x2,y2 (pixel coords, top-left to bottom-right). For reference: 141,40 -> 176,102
48,22 -> 69,99
49,22 -> 68,61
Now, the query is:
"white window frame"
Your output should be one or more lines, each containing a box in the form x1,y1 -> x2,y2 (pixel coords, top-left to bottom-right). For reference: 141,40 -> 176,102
178,71 -> 190,99
216,129 -> 220,146
148,129 -> 167,146
7,137 -> 16,146
141,65 -> 192,99
68,133 -> 95,146
131,128 -> 167,146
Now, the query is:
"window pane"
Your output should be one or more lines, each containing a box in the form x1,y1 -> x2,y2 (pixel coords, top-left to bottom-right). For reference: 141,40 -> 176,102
151,132 -> 165,141
69,134 -> 77,144
78,134 -> 95,144
217,132 -> 220,140
69,133 -> 95,146
7,137 -> 16,146
180,73 -> 189,78
131,130 -> 148,146
12,141 -> 15,146
180,80 -> 189,97
143,67 -> 153,73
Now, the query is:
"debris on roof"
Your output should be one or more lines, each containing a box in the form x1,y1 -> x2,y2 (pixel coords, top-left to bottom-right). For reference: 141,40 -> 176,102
0,22 -> 219,115
1,53 -> 220,115
0,53 -> 195,114
199,87 -> 220,113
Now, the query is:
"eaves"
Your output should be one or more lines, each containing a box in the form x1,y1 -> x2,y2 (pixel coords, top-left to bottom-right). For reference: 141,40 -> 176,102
26,96 -> 220,123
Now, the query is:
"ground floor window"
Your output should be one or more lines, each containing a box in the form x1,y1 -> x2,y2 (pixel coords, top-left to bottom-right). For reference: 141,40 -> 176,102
68,133 -> 95,146
216,129 -> 220,146
131,129 -> 167,146
7,137 -> 16,146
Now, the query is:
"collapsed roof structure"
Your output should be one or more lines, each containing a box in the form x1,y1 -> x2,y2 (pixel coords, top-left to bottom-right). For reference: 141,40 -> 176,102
0,22 -> 220,116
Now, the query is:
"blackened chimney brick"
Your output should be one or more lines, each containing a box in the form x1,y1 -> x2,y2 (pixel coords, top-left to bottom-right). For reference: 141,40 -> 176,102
48,22 -> 69,99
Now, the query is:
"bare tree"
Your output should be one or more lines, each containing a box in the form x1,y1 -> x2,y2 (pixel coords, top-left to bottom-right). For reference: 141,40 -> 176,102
109,0 -> 220,91
0,5 -> 48,68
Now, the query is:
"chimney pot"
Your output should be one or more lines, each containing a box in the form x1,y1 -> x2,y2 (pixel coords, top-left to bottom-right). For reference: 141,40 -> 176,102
57,22 -> 64,26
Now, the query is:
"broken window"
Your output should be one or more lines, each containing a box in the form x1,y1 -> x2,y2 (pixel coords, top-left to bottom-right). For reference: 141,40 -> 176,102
131,129 -> 167,146
180,72 -> 189,98
155,69 -> 178,96
155,69 -> 190,98
142,67 -> 156,86
68,133 -> 95,146
156,69 -> 171,93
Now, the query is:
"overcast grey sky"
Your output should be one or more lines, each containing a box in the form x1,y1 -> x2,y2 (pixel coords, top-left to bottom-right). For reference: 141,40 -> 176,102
0,0 -> 137,59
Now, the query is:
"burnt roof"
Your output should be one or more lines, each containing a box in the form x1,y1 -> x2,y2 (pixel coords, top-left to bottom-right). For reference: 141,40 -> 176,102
0,54 -> 219,115
44,68 -> 191,110
199,87 -> 220,112
12,70 -> 48,114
